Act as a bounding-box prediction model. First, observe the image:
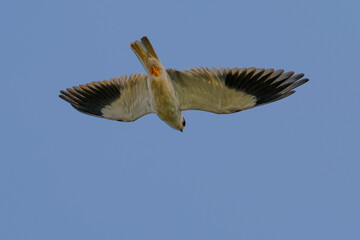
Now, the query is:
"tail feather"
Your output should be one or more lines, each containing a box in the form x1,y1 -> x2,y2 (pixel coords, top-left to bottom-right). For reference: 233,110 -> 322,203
130,36 -> 162,73
129,40 -> 148,68
141,36 -> 159,60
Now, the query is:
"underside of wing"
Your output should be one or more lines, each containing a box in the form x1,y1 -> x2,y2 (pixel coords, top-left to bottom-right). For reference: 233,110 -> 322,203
59,73 -> 154,122
167,67 -> 308,113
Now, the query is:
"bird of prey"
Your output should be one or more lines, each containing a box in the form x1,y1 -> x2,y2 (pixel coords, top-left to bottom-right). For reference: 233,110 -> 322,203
59,36 -> 308,132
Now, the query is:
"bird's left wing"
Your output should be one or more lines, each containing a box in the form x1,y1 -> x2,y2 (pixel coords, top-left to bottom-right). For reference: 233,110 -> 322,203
59,73 -> 155,122
167,67 -> 308,114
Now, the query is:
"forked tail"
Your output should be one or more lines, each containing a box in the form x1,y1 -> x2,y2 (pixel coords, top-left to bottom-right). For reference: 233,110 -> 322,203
129,36 -> 160,70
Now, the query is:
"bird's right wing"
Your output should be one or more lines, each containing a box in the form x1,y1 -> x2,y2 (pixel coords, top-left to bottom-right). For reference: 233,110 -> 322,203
59,73 -> 155,122
168,67 -> 308,114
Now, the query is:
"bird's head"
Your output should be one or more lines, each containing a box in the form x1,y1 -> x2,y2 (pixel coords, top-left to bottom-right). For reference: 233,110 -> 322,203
175,114 -> 186,132
164,112 -> 186,132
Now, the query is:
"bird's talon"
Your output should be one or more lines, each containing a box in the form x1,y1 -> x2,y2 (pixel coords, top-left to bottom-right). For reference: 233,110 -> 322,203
150,66 -> 160,76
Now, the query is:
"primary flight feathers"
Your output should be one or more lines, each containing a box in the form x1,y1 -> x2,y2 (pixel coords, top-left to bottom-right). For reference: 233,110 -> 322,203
59,36 -> 308,132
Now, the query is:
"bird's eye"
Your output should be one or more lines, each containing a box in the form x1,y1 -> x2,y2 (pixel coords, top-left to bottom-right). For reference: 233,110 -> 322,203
182,119 -> 186,127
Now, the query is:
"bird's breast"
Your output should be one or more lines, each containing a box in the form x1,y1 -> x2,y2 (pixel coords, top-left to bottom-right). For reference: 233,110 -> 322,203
150,78 -> 178,122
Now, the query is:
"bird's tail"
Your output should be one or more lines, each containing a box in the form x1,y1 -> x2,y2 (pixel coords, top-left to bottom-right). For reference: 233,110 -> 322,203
140,36 -> 159,60
130,36 -> 160,70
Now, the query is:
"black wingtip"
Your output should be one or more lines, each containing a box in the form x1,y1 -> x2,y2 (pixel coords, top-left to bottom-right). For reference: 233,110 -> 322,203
224,68 -> 309,107
59,78 -> 123,117
255,73 -> 308,106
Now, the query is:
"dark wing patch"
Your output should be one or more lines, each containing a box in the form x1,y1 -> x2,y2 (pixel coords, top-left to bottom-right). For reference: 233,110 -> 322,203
59,77 -> 124,117
223,67 -> 309,106
168,67 -> 308,114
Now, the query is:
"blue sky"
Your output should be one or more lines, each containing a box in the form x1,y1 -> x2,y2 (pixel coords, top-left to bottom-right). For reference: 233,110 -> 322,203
1,0 -> 359,239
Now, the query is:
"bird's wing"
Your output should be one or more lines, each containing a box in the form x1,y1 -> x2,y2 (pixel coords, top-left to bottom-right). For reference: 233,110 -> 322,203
59,73 -> 155,122
167,67 -> 308,113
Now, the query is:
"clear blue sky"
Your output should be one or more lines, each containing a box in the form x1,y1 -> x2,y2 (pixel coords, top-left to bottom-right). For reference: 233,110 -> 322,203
1,0 -> 359,239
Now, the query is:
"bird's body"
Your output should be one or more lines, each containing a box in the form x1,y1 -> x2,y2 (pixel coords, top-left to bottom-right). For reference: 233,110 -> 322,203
59,37 -> 308,132
130,37 -> 185,130
149,77 -> 181,128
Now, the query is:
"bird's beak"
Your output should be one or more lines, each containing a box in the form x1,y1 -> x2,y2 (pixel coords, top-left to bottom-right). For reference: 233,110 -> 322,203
150,66 -> 160,76
180,129 -> 183,132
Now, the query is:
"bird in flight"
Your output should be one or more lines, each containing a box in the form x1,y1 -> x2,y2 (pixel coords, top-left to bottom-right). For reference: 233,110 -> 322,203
59,36 -> 308,132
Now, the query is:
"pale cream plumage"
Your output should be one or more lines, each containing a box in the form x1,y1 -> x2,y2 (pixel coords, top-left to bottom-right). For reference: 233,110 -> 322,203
59,36 -> 308,132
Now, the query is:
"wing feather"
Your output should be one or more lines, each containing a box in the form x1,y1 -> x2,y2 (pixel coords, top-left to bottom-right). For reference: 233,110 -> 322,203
59,74 -> 154,122
168,67 -> 308,113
